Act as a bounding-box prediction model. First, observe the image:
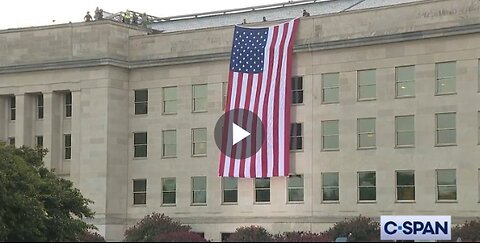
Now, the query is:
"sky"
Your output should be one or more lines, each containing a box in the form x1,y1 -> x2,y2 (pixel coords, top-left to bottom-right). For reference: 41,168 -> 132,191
2,0 -> 288,30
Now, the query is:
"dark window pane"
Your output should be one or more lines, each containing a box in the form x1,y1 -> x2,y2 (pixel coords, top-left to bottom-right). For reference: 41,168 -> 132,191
359,187 -> 376,201
65,135 -> 71,147
359,172 -> 376,186
223,190 -> 238,203
162,179 -> 176,191
397,171 -> 415,186
323,188 -> 339,201
193,177 -> 207,190
437,130 -> 456,144
437,170 -> 456,185
135,90 -> 148,102
323,173 -> 339,187
134,145 -> 147,158
134,193 -> 146,205
133,180 -> 146,192
163,192 -> 176,204
256,190 -> 270,202
66,106 -> 72,118
135,103 -> 148,115
36,136 -> 43,148
223,178 -> 238,190
438,186 -> 457,200
65,92 -> 72,104
288,189 -> 304,202
134,133 -> 147,144
255,179 -> 270,188
292,91 -> 303,104
291,123 -> 302,136
288,176 -> 303,187
292,77 -> 303,90
397,187 -> 415,201
193,191 -> 206,204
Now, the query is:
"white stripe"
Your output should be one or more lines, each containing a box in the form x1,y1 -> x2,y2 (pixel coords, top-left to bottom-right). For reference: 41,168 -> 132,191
267,24 -> 284,177
244,73 -> 259,178
278,21 -> 295,177
233,74 -> 249,177
223,72 -> 239,176
255,27 -> 274,178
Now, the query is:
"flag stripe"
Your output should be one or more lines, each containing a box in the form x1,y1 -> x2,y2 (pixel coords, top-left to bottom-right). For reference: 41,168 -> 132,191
219,18 -> 299,178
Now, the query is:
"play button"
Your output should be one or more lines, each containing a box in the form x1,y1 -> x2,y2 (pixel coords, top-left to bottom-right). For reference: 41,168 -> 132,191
214,108 -> 265,160
232,123 -> 250,146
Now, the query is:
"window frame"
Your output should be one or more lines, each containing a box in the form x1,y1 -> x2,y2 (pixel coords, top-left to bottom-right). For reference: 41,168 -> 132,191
36,136 -> 43,148
191,176 -> 207,206
395,65 -> 416,98
161,177 -> 176,206
65,92 -> 72,118
134,89 -> 148,115
133,179 -> 147,206
290,122 -> 303,151
192,84 -> 208,113
321,172 -> 339,203
322,120 -> 339,151
357,69 -> 376,101
358,171 -> 376,202
222,177 -> 238,205
395,115 -> 415,148
395,170 -> 415,202
292,76 -> 304,105
162,129 -> 177,158
287,175 -> 304,203
64,134 -> 71,160
163,86 -> 177,115
436,169 -> 457,202
254,178 -> 271,204
9,96 -> 16,121
435,112 -> 457,146
357,118 -> 376,149
37,94 -> 44,120
321,72 -> 340,104
192,128 -> 207,157
133,132 -> 148,158
222,82 -> 228,110
435,61 -> 457,95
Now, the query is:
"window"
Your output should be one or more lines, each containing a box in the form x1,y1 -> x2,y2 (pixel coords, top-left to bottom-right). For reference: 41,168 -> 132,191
133,179 -> 147,205
436,61 -> 456,95
9,96 -> 15,121
358,171 -> 376,201
395,115 -> 415,147
192,84 -> 207,112
162,130 -> 176,158
436,169 -> 457,201
322,73 -> 339,103
8,137 -> 15,146
134,132 -> 147,158
192,128 -> 207,156
36,136 -> 43,148
292,76 -> 303,104
436,113 -> 456,146
290,123 -> 303,151
222,177 -> 238,204
64,134 -> 71,160
37,94 -> 44,119
65,92 -> 72,118
134,89 -> 148,115
358,118 -> 376,149
192,176 -> 207,205
322,172 -> 339,202
255,178 -> 270,203
357,69 -> 376,100
322,120 -> 339,150
395,65 -> 415,97
222,82 -> 228,109
288,175 -> 304,202
163,87 -> 177,114
396,171 -> 415,201
162,178 -> 176,205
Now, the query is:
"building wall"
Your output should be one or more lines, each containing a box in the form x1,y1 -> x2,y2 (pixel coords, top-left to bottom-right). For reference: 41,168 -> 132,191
0,0 -> 480,241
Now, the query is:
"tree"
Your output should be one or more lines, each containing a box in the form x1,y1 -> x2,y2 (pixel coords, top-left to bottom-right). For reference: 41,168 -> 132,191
326,216 -> 380,242
154,232 -> 208,242
0,143 -> 95,241
273,231 -> 331,242
76,230 -> 106,242
227,226 -> 273,242
452,219 -> 480,242
124,212 -> 191,242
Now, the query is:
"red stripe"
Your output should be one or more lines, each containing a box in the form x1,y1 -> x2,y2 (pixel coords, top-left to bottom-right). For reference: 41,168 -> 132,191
284,19 -> 299,176
273,23 -> 290,177
261,26 -> 279,178
229,72 -> 244,177
219,71 -> 235,176
251,74 -> 263,177
239,74 -> 254,177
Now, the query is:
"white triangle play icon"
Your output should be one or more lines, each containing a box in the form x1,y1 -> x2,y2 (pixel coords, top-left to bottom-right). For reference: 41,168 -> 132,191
232,123 -> 250,146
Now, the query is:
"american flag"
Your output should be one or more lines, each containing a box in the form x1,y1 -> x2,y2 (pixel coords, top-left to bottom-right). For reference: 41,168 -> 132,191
219,18 -> 299,178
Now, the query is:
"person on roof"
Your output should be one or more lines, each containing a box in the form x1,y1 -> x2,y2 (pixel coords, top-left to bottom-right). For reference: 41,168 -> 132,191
84,11 -> 92,22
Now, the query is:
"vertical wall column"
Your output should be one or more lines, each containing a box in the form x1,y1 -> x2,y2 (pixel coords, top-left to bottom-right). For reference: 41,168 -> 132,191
43,92 -> 61,171
14,94 -> 34,147
70,90 -> 82,186
0,96 -> 6,141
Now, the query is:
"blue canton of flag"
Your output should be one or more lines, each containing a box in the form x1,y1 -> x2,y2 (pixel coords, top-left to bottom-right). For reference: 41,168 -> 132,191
230,27 -> 269,73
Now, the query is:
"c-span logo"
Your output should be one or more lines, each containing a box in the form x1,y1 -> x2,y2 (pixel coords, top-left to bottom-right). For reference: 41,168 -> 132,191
380,216 -> 451,241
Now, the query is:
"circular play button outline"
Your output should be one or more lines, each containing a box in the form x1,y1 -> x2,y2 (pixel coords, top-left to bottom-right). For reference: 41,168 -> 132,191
214,109 -> 265,160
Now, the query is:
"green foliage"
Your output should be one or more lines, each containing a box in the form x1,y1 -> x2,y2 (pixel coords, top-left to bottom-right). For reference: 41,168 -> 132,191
154,232 -> 209,242
227,226 -> 273,242
0,143 -> 94,241
124,212 -> 191,242
76,230 -> 106,242
273,231 -> 332,242
452,219 -> 480,242
326,216 -> 380,242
